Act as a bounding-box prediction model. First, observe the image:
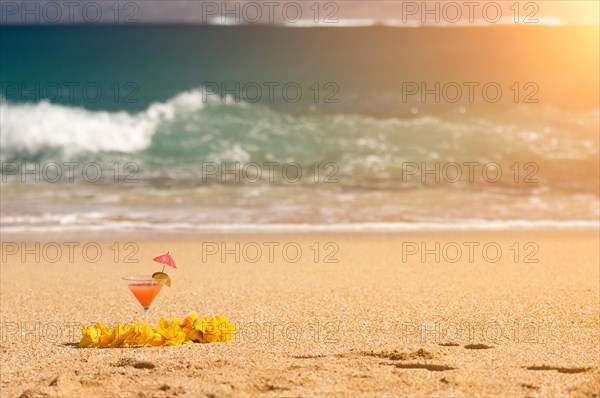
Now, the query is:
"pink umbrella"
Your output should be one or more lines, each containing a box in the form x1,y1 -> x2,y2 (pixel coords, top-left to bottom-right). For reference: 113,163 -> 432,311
153,251 -> 176,272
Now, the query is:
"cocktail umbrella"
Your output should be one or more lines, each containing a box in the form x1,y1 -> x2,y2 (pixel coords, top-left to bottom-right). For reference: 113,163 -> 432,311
153,251 -> 176,273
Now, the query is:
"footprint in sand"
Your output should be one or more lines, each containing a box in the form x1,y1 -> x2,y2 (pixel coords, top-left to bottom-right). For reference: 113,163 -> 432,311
291,354 -> 327,359
292,350 -> 456,372
526,365 -> 592,374
133,362 -> 155,369
113,358 -> 156,369
391,363 -> 456,371
464,344 -> 494,350
362,349 -> 455,372
362,349 -> 434,360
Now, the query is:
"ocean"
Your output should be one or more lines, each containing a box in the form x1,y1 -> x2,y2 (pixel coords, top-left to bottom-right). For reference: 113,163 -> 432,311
1,25 -> 598,232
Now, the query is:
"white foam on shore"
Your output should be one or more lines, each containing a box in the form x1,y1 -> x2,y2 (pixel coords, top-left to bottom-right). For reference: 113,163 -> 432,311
1,219 -> 597,234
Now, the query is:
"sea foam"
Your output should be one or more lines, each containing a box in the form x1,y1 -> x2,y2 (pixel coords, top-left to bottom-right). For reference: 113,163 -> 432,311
0,89 -> 232,161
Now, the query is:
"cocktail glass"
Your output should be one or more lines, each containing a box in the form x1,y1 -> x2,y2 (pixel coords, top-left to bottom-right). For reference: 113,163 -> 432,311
123,276 -> 165,315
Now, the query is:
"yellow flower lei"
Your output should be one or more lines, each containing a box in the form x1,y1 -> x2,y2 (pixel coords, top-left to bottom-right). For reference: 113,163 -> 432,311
80,313 -> 236,348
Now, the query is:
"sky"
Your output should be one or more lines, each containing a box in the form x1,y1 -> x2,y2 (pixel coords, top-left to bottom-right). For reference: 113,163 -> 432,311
0,0 -> 599,26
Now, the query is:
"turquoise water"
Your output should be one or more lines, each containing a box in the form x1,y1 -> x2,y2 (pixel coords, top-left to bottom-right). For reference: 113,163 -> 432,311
0,25 -> 598,230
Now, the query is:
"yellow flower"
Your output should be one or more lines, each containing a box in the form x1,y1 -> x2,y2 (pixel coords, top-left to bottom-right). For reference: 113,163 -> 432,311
124,323 -> 148,346
79,314 -> 236,348
215,316 -> 237,342
149,330 -> 165,346
155,317 -> 185,346
79,324 -> 99,348
98,326 -> 116,346
183,312 -> 198,329
111,324 -> 133,347
203,317 -> 222,343
192,316 -> 236,343
186,328 -> 201,341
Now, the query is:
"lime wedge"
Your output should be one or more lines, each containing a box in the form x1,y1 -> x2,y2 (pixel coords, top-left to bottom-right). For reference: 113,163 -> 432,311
152,272 -> 171,287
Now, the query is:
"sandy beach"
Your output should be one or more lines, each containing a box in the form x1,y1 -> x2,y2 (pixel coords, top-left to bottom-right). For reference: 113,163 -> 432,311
1,230 -> 598,397
2,7 -> 599,398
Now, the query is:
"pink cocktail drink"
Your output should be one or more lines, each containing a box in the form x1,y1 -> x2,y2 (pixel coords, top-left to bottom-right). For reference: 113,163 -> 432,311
123,276 -> 166,313
128,283 -> 163,309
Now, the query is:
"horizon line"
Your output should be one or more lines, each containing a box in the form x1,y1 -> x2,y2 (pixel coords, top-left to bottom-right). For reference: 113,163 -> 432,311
2,22 -> 599,28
